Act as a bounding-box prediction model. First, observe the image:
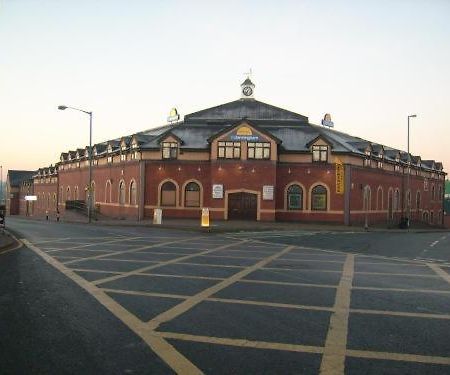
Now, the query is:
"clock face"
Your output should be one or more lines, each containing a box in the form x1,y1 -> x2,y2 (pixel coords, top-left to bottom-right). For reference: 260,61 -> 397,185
242,86 -> 253,96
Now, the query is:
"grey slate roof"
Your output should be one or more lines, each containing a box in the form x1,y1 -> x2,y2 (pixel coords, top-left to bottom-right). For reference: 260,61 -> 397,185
57,97 -> 444,172
8,170 -> 36,187
184,99 -> 308,123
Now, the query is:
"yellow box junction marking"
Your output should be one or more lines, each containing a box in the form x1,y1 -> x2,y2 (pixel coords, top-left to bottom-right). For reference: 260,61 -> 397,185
21,239 -> 203,375
320,254 -> 355,375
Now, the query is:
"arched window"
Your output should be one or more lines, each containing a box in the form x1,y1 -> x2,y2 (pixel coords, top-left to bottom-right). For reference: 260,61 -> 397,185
119,180 -> 126,205
394,189 -> 400,211
422,211 -> 429,222
311,185 -> 327,211
376,187 -> 383,210
405,190 -> 411,210
416,191 -> 421,210
74,186 -> 79,200
129,180 -> 137,205
363,186 -> 371,211
431,184 -> 435,200
287,184 -> 303,210
430,211 -> 434,224
66,186 -> 71,201
53,193 -> 57,207
388,189 -> 393,220
47,193 -> 50,209
105,180 -> 112,203
185,182 -> 200,207
161,181 -> 176,206
59,186 -> 63,203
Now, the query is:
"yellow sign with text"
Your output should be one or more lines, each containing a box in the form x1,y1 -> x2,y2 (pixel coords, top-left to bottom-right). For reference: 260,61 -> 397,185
201,208 -> 210,227
335,159 -> 345,194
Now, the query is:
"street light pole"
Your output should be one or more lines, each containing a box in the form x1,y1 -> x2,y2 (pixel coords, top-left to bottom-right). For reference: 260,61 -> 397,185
406,114 -> 417,227
58,105 -> 93,223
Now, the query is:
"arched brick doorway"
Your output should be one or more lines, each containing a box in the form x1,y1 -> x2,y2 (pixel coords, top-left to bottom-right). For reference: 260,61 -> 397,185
228,192 -> 257,220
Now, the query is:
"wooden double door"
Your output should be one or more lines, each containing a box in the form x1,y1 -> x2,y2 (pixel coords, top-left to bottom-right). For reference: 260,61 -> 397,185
228,192 -> 257,220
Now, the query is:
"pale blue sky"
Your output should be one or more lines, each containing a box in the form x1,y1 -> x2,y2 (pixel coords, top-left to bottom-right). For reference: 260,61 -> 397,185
1,0 -> 449,175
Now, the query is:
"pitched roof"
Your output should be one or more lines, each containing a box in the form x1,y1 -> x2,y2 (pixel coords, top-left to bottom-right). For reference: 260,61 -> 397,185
184,99 -> 309,124
45,97 -> 444,173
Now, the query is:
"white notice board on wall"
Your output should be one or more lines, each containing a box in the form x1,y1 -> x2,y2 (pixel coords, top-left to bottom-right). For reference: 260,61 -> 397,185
263,185 -> 274,200
212,184 -> 223,199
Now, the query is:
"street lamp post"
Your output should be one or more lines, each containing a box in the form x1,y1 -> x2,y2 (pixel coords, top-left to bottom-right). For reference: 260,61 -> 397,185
58,105 -> 93,223
406,114 -> 417,227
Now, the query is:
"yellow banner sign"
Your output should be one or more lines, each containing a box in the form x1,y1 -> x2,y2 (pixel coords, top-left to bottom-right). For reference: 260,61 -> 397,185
335,160 -> 345,194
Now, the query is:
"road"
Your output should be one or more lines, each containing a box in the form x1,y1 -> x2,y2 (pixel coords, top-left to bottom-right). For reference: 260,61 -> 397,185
1,217 -> 449,374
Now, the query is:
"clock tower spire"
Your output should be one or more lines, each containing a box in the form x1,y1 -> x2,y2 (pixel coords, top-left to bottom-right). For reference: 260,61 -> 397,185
240,71 -> 255,99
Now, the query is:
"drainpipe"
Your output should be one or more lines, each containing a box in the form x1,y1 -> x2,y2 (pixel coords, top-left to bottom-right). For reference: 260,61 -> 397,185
138,159 -> 145,221
344,164 -> 352,226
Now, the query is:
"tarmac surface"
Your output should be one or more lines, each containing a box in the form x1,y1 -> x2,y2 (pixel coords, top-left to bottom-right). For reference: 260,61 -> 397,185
1,217 -> 449,374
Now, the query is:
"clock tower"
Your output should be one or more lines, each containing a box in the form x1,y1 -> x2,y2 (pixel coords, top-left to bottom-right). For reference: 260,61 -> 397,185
240,77 -> 255,99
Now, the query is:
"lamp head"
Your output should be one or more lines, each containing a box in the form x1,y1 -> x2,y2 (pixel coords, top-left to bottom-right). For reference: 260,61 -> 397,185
58,105 -> 68,110
409,114 -> 417,118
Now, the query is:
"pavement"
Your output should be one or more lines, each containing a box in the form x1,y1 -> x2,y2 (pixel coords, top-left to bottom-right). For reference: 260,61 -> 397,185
1,217 -> 449,374
19,212 -> 450,233
0,229 -> 16,254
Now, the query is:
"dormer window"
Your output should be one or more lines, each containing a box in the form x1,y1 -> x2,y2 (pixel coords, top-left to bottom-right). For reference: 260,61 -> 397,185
107,144 -> 113,163
131,151 -> 139,160
312,145 -> 328,162
394,156 -> 401,172
120,153 -> 127,161
218,141 -> 241,159
248,142 -> 270,159
363,149 -> 371,167
121,144 -> 127,152
162,142 -> 178,159
131,141 -> 138,149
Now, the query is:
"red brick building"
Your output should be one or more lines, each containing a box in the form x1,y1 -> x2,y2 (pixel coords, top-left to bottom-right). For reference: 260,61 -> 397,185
5,170 -> 35,215
10,79 -> 447,226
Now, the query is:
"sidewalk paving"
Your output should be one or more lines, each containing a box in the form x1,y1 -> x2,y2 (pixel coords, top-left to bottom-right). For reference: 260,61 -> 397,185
27,214 -> 449,234
0,230 -> 15,252
7,211 -> 449,233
